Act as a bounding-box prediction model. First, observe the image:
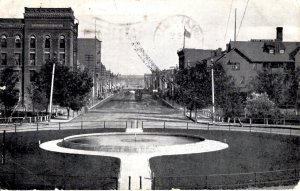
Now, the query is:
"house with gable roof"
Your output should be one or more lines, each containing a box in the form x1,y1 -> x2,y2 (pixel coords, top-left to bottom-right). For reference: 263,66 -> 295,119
215,27 -> 300,93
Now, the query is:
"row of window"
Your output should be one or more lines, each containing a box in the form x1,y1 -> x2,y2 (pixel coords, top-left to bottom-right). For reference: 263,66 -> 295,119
29,53 -> 65,65
0,69 -> 52,83
0,69 -> 37,83
0,35 -> 21,48
229,63 -> 258,71
0,52 -> 65,65
0,34 -> 66,49
269,49 -> 285,54
29,35 -> 65,49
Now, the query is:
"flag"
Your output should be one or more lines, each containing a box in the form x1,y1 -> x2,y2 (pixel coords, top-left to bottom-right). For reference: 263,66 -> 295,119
184,28 -> 191,38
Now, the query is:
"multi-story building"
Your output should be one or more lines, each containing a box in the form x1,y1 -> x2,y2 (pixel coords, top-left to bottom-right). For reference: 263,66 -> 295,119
177,48 -> 221,69
0,7 -> 78,109
77,38 -> 104,99
215,27 -> 300,93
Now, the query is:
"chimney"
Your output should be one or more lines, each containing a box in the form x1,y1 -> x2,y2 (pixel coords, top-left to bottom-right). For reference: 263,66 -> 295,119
276,27 -> 283,41
226,43 -> 231,52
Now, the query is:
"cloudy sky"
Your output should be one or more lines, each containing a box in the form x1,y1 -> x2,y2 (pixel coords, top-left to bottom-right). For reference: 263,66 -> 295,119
0,0 -> 299,75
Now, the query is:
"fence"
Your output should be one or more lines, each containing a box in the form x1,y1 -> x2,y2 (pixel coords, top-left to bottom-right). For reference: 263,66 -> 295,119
0,119 -> 299,136
0,116 -> 49,124
0,120 -> 300,190
0,171 -> 118,190
153,168 -> 300,190
187,109 -> 300,126
141,120 -> 300,136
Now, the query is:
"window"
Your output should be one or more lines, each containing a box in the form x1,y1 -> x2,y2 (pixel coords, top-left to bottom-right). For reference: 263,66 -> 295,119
14,53 -> 21,65
231,63 -> 240,70
1,53 -> 7,65
280,49 -> 285,54
59,53 -> 65,64
269,49 -> 274,54
44,35 -> 50,49
29,70 -> 36,82
1,35 -> 7,48
30,53 -> 36,65
30,35 -> 36,49
59,35 -> 65,49
15,35 -> 21,48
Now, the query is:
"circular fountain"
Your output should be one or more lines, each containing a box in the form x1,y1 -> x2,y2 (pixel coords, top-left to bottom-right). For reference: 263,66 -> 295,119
61,133 -> 205,153
40,130 -> 228,189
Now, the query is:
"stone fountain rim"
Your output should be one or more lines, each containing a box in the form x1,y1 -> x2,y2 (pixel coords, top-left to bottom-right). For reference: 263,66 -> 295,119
61,132 -> 205,153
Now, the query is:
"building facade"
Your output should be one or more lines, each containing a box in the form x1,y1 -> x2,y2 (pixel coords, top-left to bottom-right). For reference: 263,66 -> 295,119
77,38 -> 104,99
0,7 -> 78,109
216,27 -> 300,93
177,48 -> 221,69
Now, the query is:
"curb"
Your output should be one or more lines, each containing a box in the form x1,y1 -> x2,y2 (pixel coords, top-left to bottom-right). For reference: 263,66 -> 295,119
88,93 -> 117,110
48,94 -> 118,124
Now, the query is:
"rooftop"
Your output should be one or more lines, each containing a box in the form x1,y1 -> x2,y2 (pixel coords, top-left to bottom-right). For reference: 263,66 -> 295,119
229,41 -> 300,63
24,7 -> 75,19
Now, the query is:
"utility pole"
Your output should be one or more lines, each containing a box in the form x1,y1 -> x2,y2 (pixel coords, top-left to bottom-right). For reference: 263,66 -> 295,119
234,8 -> 237,42
183,26 -> 186,49
48,62 -> 55,122
92,19 -> 97,106
211,59 -> 215,124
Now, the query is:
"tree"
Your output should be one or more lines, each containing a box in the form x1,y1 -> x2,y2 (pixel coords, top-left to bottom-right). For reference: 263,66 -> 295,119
67,68 -> 93,114
245,92 -> 281,119
0,67 -> 20,117
174,63 -> 211,110
32,59 -> 93,118
174,62 -> 242,118
28,71 -> 48,113
282,68 -> 300,107
213,62 -> 243,118
250,69 -> 286,105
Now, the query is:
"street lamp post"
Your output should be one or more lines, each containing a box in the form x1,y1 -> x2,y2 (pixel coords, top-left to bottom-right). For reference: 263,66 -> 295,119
211,59 -> 215,124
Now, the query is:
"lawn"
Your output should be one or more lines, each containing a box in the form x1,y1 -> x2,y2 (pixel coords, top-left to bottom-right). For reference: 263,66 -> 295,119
146,129 -> 300,189
0,127 -> 299,190
0,128 -> 124,190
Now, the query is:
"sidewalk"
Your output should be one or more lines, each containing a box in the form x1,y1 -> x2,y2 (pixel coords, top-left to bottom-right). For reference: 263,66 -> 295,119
160,98 -> 184,110
40,93 -> 117,124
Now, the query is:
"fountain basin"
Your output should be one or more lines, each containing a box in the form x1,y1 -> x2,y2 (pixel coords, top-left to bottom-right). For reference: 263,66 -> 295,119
40,132 -> 228,190
61,133 -> 205,153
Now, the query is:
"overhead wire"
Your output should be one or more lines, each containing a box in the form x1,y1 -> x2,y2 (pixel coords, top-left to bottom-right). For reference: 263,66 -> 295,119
224,0 -> 234,40
237,0 -> 250,38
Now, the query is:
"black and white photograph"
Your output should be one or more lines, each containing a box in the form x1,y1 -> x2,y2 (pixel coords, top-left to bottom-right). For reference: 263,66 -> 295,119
0,0 -> 299,190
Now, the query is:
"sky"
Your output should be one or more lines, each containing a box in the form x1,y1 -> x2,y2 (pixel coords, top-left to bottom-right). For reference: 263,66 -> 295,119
0,0 -> 299,75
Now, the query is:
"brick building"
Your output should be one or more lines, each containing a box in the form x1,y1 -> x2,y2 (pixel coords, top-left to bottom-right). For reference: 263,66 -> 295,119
177,48 -> 220,69
77,38 -> 104,99
0,7 -> 78,109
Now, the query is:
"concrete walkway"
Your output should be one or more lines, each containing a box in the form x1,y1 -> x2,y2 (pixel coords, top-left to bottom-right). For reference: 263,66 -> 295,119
40,131 -> 228,190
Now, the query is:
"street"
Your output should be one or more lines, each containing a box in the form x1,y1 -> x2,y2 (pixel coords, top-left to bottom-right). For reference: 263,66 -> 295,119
73,91 -> 190,122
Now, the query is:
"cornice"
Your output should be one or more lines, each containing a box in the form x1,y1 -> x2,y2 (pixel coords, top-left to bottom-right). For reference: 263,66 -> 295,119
0,23 -> 24,29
